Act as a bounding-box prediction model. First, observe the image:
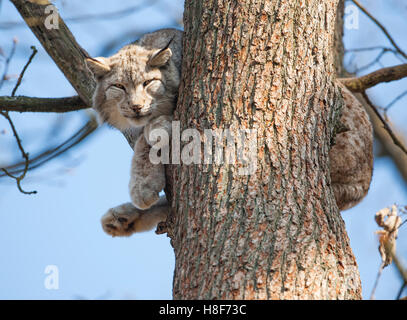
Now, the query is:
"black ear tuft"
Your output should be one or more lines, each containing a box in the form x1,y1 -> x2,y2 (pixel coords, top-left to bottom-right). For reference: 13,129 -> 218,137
148,36 -> 175,68
85,57 -> 111,77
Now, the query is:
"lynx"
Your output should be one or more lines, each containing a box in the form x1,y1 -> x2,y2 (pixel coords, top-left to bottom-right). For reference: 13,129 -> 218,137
86,28 -> 182,237
86,28 -> 373,237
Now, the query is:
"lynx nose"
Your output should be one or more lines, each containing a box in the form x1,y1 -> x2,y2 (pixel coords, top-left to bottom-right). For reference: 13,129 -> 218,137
131,104 -> 142,113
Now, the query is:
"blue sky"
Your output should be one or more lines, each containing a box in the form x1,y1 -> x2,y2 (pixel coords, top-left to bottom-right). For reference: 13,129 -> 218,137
0,0 -> 406,299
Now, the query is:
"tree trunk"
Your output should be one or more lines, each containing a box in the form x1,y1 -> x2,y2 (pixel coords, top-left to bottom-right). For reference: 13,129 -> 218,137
166,0 -> 362,299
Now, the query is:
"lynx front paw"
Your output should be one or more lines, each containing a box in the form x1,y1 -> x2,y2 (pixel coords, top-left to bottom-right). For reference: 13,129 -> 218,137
101,206 -> 140,237
130,184 -> 160,210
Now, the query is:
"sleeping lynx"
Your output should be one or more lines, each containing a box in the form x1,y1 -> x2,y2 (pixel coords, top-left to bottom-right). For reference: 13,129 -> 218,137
86,28 -> 182,236
86,28 -> 373,237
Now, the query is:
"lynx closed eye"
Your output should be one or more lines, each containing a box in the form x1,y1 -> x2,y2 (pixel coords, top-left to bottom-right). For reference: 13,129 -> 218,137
143,79 -> 159,87
112,84 -> 126,91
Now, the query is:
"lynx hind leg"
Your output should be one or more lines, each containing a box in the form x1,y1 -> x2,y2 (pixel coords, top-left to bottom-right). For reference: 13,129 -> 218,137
129,134 -> 166,210
330,83 -> 373,211
101,197 -> 169,237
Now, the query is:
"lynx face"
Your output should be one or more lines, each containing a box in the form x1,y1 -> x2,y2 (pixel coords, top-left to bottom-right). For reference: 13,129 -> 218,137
86,29 -> 182,130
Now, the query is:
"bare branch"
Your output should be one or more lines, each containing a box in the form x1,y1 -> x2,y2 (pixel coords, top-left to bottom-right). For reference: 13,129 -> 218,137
11,45 -> 37,96
10,0 -> 95,105
352,50 -> 387,74
0,116 -> 98,178
0,36 -> 38,194
392,251 -> 407,288
0,110 -> 36,194
346,46 -> 399,54
0,95 -> 87,113
351,0 -> 407,60
345,46 -> 405,65
384,90 -> 407,114
361,92 -> 407,156
355,91 -> 407,183
370,262 -> 385,300
339,63 -> 407,92
0,38 -> 17,90
396,283 -> 406,300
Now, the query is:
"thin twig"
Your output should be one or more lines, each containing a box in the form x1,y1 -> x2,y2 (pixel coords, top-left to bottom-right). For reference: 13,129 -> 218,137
391,251 -> 407,286
345,46 -> 405,64
351,0 -> 407,60
0,44 -> 40,194
361,92 -> 407,157
384,90 -> 407,115
0,38 -> 17,90
390,248 -> 407,300
370,262 -> 385,300
353,50 -> 387,74
346,46 -> 397,53
0,111 -> 36,194
11,46 -> 37,97
396,283 -> 406,300
0,116 -> 98,178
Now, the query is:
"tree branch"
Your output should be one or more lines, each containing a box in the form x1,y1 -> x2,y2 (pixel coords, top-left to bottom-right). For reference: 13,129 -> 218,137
10,0 -> 94,106
0,95 -> 87,113
339,63 -> 407,92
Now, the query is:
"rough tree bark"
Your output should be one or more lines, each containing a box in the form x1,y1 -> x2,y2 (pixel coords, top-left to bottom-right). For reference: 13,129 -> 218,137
166,0 -> 361,299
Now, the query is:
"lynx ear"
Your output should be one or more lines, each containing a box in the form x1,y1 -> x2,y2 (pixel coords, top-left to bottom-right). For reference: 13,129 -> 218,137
148,37 -> 175,68
148,47 -> 172,67
85,57 -> 111,77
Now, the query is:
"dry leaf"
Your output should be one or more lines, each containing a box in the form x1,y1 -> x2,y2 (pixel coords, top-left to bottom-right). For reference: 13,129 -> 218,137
375,205 -> 402,267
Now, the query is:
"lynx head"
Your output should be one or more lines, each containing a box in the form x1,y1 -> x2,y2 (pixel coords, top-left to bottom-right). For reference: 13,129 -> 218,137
85,30 -> 181,130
